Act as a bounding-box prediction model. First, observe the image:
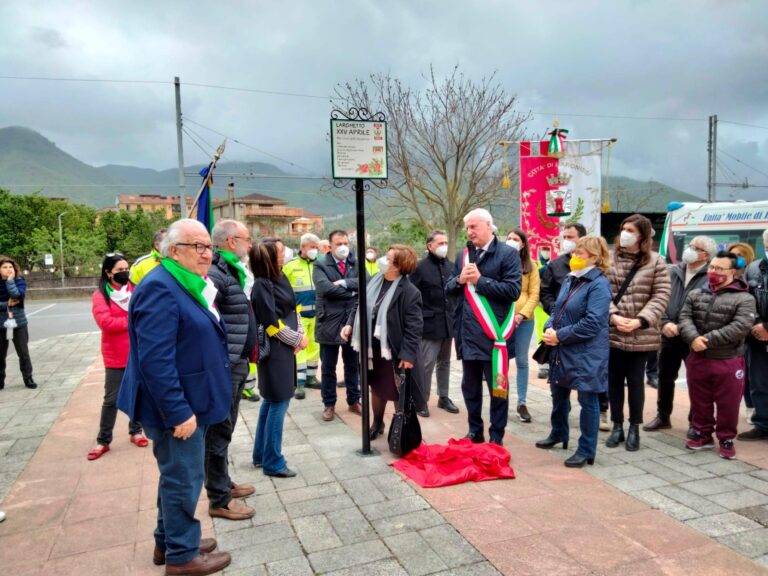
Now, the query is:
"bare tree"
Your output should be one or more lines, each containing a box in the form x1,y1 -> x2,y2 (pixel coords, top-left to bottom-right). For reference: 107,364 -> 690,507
332,66 -> 531,252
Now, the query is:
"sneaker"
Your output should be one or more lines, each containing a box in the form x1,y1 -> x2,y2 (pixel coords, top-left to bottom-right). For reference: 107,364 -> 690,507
737,427 -> 768,441
719,439 -> 736,460
686,426 -> 698,440
517,404 -> 532,423
305,376 -> 321,389
537,367 -> 549,379
686,434 -> 714,451
242,388 -> 260,402
294,385 -> 305,400
599,412 -> 610,431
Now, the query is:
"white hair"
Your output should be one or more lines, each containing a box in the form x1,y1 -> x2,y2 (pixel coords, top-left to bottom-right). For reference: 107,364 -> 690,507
300,233 -> 320,246
463,208 -> 494,227
211,219 -> 242,247
160,219 -> 209,257
691,235 -> 717,258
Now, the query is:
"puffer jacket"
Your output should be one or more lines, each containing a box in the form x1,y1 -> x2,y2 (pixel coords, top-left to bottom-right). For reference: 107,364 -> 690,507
516,259 -> 541,320
678,279 -> 756,359
0,278 -> 28,327
607,250 -> 671,352
746,258 -> 768,328
208,252 -> 256,362
661,263 -> 709,326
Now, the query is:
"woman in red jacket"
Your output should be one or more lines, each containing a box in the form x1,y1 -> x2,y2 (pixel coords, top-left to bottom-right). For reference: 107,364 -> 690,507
88,253 -> 147,460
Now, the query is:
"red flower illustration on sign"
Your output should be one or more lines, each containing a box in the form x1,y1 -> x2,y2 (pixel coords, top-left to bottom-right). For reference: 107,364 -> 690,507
372,161 -> 382,172
358,163 -> 370,174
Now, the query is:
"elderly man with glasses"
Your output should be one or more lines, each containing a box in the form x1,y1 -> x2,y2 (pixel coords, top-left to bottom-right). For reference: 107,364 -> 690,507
644,236 -> 716,434
118,218 -> 233,576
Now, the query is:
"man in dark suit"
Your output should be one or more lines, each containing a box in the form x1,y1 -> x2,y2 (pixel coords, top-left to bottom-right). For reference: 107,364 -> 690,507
410,229 -> 459,416
118,219 -> 232,576
313,230 -> 364,421
447,209 -> 521,445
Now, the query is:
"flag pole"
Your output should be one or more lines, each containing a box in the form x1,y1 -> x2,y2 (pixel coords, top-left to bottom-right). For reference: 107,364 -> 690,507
187,140 -> 226,218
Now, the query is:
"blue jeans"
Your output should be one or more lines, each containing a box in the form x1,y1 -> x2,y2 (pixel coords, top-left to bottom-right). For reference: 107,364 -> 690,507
252,399 -> 290,473
144,424 -> 206,566
514,319 -> 535,405
550,385 -> 600,460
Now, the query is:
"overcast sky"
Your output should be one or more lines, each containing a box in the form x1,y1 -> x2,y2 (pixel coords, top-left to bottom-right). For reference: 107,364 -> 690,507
2,0 -> 767,200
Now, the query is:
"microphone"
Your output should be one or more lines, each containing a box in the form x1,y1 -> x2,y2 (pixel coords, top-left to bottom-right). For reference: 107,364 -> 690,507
466,241 -> 475,263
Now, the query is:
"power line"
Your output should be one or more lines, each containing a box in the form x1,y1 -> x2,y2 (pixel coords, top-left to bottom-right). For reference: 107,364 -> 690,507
719,119 -> 768,131
532,111 -> 707,122
719,149 -> 768,180
183,81 -> 328,100
181,127 -> 213,159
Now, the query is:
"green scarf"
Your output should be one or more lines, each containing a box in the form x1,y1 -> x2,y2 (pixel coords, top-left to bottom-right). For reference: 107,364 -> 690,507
161,258 -> 209,310
216,249 -> 247,288
151,249 -> 162,262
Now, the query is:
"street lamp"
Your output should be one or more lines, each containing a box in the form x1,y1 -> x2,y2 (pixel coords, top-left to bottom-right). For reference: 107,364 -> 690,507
58,211 -> 67,288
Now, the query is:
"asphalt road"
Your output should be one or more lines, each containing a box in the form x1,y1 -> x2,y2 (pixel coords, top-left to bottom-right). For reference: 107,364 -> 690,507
24,299 -> 97,342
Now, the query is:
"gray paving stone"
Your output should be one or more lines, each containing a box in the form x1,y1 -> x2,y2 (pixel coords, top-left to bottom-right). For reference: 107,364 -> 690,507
633,489 -> 702,521
420,524 -> 485,568
342,477 -> 387,506
638,437 -> 688,456
277,481 -> 344,505
217,521 -> 294,551
717,528 -> 768,558
247,493 -> 290,526
607,473 -> 669,492
327,454 -> 393,481
384,531 -> 448,576
685,512 -> 761,537
323,559 -> 408,576
224,565 -> 268,576
373,509 -> 447,537
588,463 -> 645,480
369,473 -> 417,500
361,495 -> 432,521
677,477 -> 744,496
292,514 -> 343,553
656,485 -> 729,516
652,455 -> 716,479
611,447 -> 667,463
285,493 -> 356,518
707,489 -> 768,511
633,459 -> 699,484
430,561 -> 503,576
226,536 -> 304,571
296,460 -> 336,485
752,470 -> 768,483
266,555 -> 315,576
7,436 -> 42,455
736,505 -> 768,527
308,539 -> 392,573
271,472 -> 309,492
327,506 -> 378,545
699,459 -> 757,476
674,451 -> 725,466
728,473 -> 768,495
757,555 -> 768,569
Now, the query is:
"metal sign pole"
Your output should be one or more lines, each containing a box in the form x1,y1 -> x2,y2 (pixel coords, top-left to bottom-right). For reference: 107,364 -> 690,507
354,178 -> 372,455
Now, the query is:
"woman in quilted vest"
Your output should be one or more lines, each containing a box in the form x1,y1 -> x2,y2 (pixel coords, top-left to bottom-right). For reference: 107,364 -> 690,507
606,215 -> 671,451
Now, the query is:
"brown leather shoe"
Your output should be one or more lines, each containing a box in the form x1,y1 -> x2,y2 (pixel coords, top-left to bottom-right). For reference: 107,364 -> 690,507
348,402 -> 363,415
208,497 -> 255,520
643,415 -> 671,432
230,482 -> 255,499
322,406 -> 335,421
153,538 -> 217,566
165,551 -> 231,575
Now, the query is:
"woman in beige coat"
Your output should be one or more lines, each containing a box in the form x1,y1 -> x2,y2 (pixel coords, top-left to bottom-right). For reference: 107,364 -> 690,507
606,214 -> 671,451
506,229 -> 540,423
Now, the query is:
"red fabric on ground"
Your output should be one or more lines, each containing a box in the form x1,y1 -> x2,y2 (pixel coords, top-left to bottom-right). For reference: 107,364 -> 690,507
391,438 -> 515,488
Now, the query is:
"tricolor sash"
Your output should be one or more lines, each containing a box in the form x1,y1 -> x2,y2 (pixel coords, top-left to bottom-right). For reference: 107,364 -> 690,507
463,248 -> 516,399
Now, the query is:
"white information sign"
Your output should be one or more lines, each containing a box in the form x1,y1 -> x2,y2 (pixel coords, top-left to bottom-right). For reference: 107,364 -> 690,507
330,119 -> 387,179
44,253 -> 54,266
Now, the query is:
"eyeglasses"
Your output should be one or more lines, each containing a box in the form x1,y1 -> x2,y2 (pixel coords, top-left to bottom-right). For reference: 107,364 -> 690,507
234,236 -> 252,243
176,243 -> 213,254
707,265 -> 732,273
687,245 -> 706,253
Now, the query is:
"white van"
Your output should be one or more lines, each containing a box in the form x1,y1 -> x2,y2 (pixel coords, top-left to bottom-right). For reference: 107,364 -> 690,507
660,200 -> 768,263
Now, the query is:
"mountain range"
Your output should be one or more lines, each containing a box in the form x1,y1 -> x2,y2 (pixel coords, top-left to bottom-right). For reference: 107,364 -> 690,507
0,125 -> 711,216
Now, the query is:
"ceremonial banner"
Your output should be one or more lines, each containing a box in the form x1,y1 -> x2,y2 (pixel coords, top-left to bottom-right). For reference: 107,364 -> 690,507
519,141 -> 560,257
559,141 -> 603,236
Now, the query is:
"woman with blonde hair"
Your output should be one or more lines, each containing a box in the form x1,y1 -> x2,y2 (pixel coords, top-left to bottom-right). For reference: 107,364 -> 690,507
726,242 -> 755,278
536,235 -> 612,467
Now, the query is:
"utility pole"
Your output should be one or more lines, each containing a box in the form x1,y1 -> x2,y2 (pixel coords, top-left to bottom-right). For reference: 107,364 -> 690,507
175,77 -> 186,217
707,114 -> 718,202
227,182 -> 236,220
58,211 -> 67,288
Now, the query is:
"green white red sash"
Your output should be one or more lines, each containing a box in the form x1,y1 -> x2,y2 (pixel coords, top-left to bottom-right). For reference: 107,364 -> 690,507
463,248 -> 516,399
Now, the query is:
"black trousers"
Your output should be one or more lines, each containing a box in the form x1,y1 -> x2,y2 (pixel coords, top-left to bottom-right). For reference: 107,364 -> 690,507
656,336 -> 690,417
0,324 -> 34,383
204,359 -> 249,509
461,359 -> 509,442
608,348 -> 647,425
97,367 -> 142,445
747,338 -> 768,433
319,342 -> 360,407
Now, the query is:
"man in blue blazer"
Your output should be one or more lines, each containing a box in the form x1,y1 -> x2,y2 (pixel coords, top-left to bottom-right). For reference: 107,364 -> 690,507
118,219 -> 232,576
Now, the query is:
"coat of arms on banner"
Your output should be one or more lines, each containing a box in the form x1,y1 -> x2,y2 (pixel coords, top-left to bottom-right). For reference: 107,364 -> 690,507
546,171 -> 572,217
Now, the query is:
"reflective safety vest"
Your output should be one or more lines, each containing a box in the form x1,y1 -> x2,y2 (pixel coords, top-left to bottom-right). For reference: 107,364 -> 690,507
129,250 -> 162,285
282,256 -> 316,317
365,260 -> 380,276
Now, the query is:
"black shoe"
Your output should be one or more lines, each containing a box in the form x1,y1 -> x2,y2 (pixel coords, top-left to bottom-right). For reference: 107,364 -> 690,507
369,422 -> 385,440
535,435 -> 568,450
490,438 -> 503,446
464,432 -> 485,444
737,427 -> 768,441
626,424 -> 640,451
437,397 -> 459,414
242,388 -> 260,402
564,453 -> 594,468
23,377 -> 37,389
643,415 -> 671,432
294,386 -> 306,400
265,468 -> 297,478
646,378 -> 659,389
517,404 -> 532,423
605,423 -> 625,448
418,407 -> 430,418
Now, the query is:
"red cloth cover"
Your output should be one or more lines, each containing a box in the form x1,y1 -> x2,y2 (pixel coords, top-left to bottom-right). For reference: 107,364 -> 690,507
391,438 -> 515,488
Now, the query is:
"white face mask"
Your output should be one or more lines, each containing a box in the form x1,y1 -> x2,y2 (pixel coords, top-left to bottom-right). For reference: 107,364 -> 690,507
284,247 -> 294,262
377,256 -> 390,274
506,239 -> 521,251
334,245 -> 350,260
366,251 -> 376,262
540,250 -> 551,261
620,230 -> 638,248
306,248 -> 319,261
682,246 -> 700,265
561,239 -> 577,254
434,245 -> 449,259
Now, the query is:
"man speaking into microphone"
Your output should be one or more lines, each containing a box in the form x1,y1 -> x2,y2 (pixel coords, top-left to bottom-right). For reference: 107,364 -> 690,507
447,208 -> 522,445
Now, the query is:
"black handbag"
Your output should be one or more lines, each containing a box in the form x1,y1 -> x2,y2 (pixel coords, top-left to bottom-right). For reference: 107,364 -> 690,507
532,342 -> 551,365
388,369 -> 422,457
